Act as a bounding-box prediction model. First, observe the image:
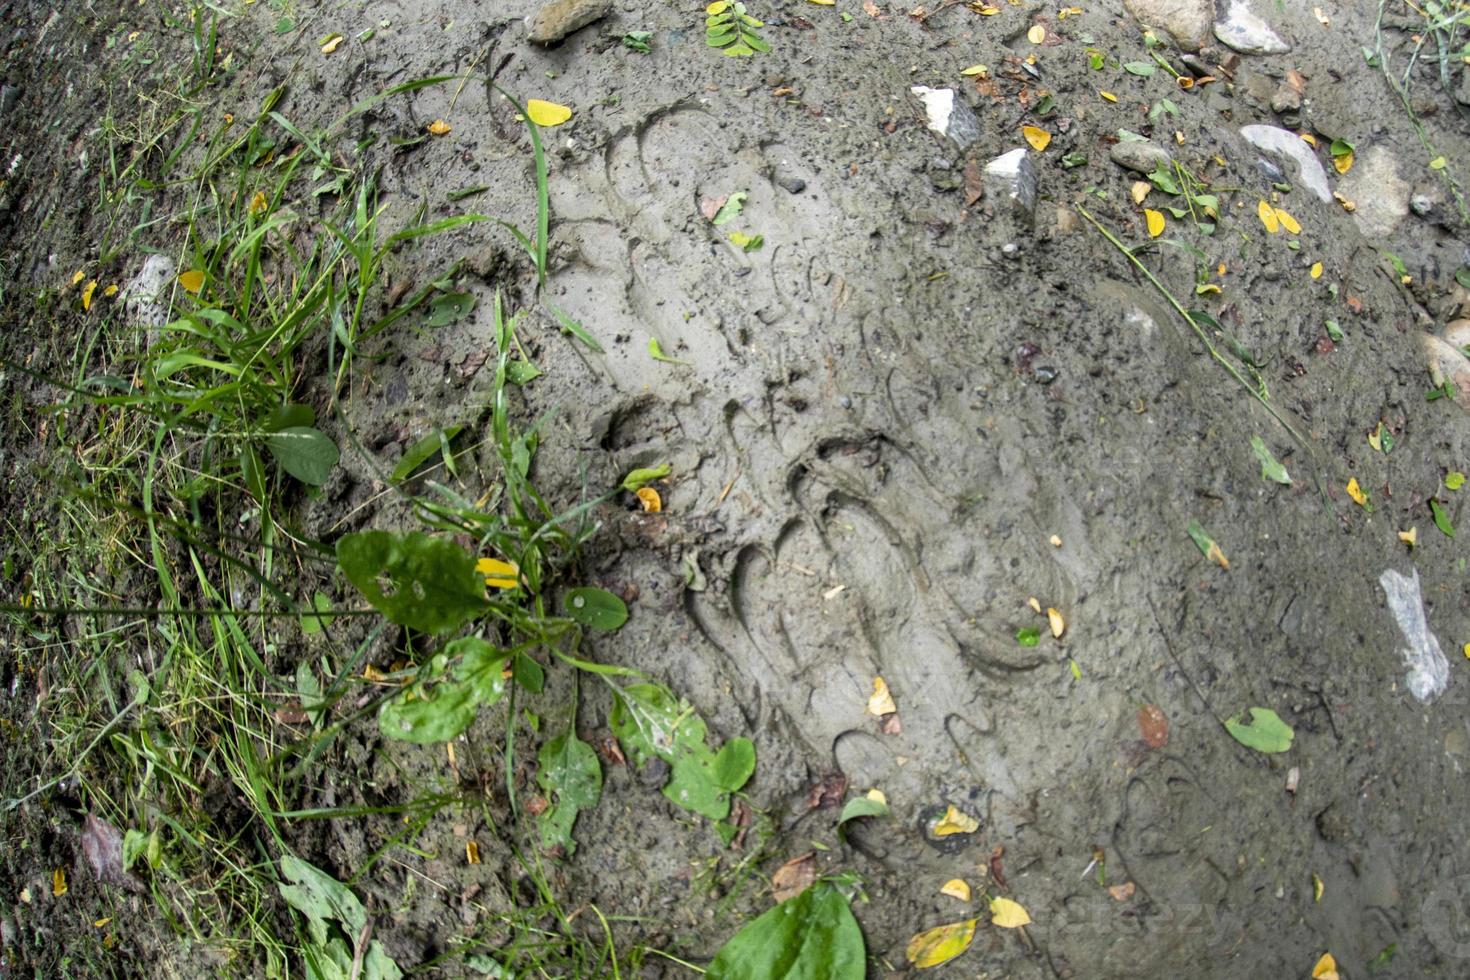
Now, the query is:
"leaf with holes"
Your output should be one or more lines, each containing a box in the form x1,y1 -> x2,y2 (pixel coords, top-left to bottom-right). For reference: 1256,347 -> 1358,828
536,729 -> 602,854
377,637 -> 508,742
337,530 -> 486,634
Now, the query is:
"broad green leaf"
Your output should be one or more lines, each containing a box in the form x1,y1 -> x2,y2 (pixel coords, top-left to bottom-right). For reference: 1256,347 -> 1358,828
391,425 -> 464,482
278,855 -> 368,947
536,729 -> 603,854
299,592 -> 336,635
1224,707 -> 1294,753
513,652 -> 545,693
706,882 -> 865,980
712,191 -> 747,226
378,637 -> 507,742
712,737 -> 756,791
621,463 -> 671,491
424,291 -> 475,327
1122,61 -> 1156,76
337,530 -> 486,634
505,360 -> 543,385
1430,499 -> 1455,537
837,795 -> 890,827
266,426 -> 340,485
611,683 -> 702,767
1250,437 -> 1291,485
666,745 -> 734,819
1187,520 -> 1229,569
906,918 -> 978,968
263,403 -> 316,432
564,587 -> 628,630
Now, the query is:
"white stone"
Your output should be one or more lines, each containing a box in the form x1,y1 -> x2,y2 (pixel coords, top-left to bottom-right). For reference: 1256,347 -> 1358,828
1336,146 -> 1411,239
1123,0 -> 1213,51
911,86 -> 980,151
1239,125 -> 1332,202
1214,0 -> 1291,55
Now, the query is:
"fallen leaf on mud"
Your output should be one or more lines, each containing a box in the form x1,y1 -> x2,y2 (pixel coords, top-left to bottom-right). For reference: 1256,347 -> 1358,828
1314,6 -> 1330,25
1312,952 -> 1339,979
70,268 -> 85,286
1430,499 -> 1454,538
1130,181 -> 1151,204
1273,207 -> 1301,235
1398,527 -> 1417,548
426,119 -> 451,136
1310,261 -> 1323,279
989,896 -> 1031,928
1225,707 -> 1295,753
1137,704 -> 1169,748
711,191 -> 747,225
1186,520 -> 1229,569
963,159 -> 984,205
960,64 -> 988,76
1100,90 -> 1118,102
1022,125 -> 1051,151
1333,150 -> 1354,174
1107,882 -> 1135,901
320,33 -> 343,54
1047,607 -> 1065,638
526,99 -> 573,127
1312,873 -> 1324,902
989,845 -> 1008,888
804,772 -> 849,811
103,284 -> 119,298
1027,24 -> 1046,43
1016,626 -> 1041,646
1144,208 -> 1165,238
932,804 -> 980,836
465,840 -> 481,864
867,676 -> 897,716
178,269 -> 205,293
699,195 -> 728,221
476,557 -> 520,589
53,867 -> 67,897
940,878 -> 972,901
1345,477 -> 1368,509
1447,472 -> 1465,491
81,814 -> 140,891
1027,596 -> 1042,614
906,918 -> 978,968
880,711 -> 903,734
81,279 -> 97,311
595,733 -> 626,766
771,852 -> 818,902
1257,200 -> 1280,233
636,486 -> 662,513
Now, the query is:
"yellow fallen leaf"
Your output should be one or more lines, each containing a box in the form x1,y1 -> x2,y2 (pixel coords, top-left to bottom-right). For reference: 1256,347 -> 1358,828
1312,872 -> 1324,902
1022,125 -> 1051,151
1430,155 -> 1447,170
1300,133 -> 1318,147
1345,477 -> 1368,508
1312,952 -> 1339,980
866,787 -> 887,805
636,486 -> 662,513
1333,191 -> 1356,212
81,279 -> 97,311
906,918 -> 978,968
867,676 -> 897,716
321,33 -> 344,54
249,190 -> 268,215
933,804 -> 980,836
977,5 -> 1000,14
808,0 -> 836,4
1398,527 -> 1417,548
103,284 -> 119,298
1144,208 -> 1165,238
1100,90 -> 1117,102
1333,150 -> 1354,174
1367,427 -> 1382,451
960,64 -> 988,76
1463,642 -> 1469,660
53,867 -> 67,897
363,663 -> 390,681
70,268 -> 85,286
426,119 -> 452,136
1027,596 -> 1041,614
93,917 -> 111,928
940,878 -> 972,901
466,840 -> 481,864
1273,207 -> 1301,235
1310,261 -> 1323,279
178,269 -> 205,293
989,895 -> 1031,928
526,99 -> 573,128
476,557 -> 520,589
1027,24 -> 1046,43
1130,181 -> 1150,204
1257,200 -> 1280,234
1047,606 -> 1065,638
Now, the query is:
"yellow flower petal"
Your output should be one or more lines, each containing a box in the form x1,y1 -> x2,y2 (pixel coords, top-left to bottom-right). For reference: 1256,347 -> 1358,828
1144,208 -> 1165,238
1333,150 -> 1354,174
1257,200 -> 1279,233
867,676 -> 897,716
426,119 -> 451,136
70,268 -> 85,286
476,557 -> 520,590
906,918 -> 978,968
53,867 -> 67,897
1022,125 -> 1051,151
1345,477 -> 1368,508
1398,527 -> 1417,548
525,99 -> 573,128
1310,261 -> 1323,279
1273,207 -> 1301,235
940,878 -> 972,901
1312,952 -> 1339,980
932,804 -> 980,836
1048,606 -> 1066,638
1100,90 -> 1117,102
81,279 -> 98,311
178,269 -> 205,293
989,895 -> 1032,928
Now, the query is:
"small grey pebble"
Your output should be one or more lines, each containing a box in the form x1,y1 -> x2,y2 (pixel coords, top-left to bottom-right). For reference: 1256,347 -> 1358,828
1034,365 -> 1059,384
1002,242 -> 1019,255
839,395 -> 852,409
776,175 -> 806,194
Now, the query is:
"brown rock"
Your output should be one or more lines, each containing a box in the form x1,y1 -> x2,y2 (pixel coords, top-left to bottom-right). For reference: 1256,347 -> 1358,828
526,0 -> 612,44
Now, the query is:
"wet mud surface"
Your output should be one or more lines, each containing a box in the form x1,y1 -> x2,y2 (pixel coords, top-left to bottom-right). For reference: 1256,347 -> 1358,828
3,0 -> 1470,977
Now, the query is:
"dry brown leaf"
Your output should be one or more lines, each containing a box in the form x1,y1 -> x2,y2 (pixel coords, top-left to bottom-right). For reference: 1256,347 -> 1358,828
1107,881 -> 1136,901
1137,704 -> 1169,748
771,852 -> 817,902
867,676 -> 897,716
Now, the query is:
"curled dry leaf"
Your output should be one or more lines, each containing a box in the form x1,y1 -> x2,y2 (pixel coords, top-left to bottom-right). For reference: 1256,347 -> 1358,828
636,486 -> 663,513
1313,952 -> 1340,980
771,852 -> 818,902
427,119 -> 451,136
879,711 -> 903,735
1137,704 -> 1169,748
1107,881 -> 1135,901
906,918 -> 978,968
932,804 -> 980,836
804,771 -> 849,811
940,878 -> 972,901
1047,607 -> 1065,639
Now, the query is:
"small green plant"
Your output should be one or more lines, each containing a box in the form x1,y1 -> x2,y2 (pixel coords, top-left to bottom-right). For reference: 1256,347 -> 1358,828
705,1 -> 771,57
622,30 -> 653,53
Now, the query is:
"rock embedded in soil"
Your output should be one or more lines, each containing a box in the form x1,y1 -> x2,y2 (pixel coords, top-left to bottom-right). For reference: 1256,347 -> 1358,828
1336,145 -> 1411,238
1238,124 -> 1332,201
1421,333 -> 1470,410
1214,0 -> 1291,55
1108,138 -> 1172,175
122,253 -> 177,346
526,0 -> 612,44
911,86 -> 981,152
1122,0 -> 1213,51
1444,319 -> 1470,351
984,148 -> 1038,222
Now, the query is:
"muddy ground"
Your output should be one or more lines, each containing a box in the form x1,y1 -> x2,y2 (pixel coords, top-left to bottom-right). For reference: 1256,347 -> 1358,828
3,0 -> 1470,977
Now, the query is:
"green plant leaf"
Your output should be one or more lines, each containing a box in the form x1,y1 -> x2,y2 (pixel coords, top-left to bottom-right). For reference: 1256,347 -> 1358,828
512,652 -> 545,694
712,737 -> 756,791
240,444 -> 267,502
1224,707 -> 1294,753
564,587 -> 628,630
836,794 -> 890,842
299,592 -> 336,635
1250,436 -> 1291,486
505,360 -> 543,385
545,300 -> 603,352
1015,626 -> 1040,647
424,291 -> 476,327
262,403 -> 316,432
621,463 -> 671,492
1430,499 -> 1455,538
337,530 -> 486,634
1447,471 -> 1466,491
536,729 -> 603,854
278,855 -> 368,947
377,637 -> 508,742
712,191 -> 747,226
705,882 -> 865,980
266,426 -> 340,485
391,425 -> 464,482
1122,61 -> 1156,76
610,683 -> 699,767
